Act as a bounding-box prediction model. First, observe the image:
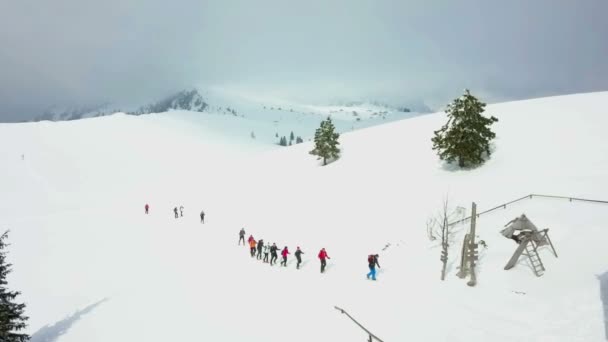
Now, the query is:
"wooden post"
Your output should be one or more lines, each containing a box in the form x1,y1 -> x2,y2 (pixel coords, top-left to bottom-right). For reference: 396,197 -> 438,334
467,202 -> 478,287
456,234 -> 469,279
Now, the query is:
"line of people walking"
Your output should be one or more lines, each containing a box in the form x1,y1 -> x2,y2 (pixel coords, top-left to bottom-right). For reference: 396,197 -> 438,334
143,203 -> 205,224
239,228 -> 331,273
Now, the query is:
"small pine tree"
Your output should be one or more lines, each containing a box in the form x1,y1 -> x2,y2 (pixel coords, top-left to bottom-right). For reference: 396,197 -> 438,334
290,131 -> 294,141
296,136 -> 303,144
432,89 -> 498,168
310,117 -> 340,165
275,132 -> 279,138
0,231 -> 28,342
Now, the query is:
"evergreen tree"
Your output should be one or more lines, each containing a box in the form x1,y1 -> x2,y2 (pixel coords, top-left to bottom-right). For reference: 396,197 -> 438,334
0,231 -> 28,342
279,136 -> 288,146
290,131 -> 294,141
296,136 -> 303,144
432,89 -> 498,168
309,117 -> 340,165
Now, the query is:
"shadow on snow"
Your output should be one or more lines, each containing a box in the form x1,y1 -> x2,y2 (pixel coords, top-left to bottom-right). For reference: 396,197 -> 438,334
30,298 -> 109,342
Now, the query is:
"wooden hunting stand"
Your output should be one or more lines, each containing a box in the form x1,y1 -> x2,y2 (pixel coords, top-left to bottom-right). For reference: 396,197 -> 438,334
502,214 -> 558,277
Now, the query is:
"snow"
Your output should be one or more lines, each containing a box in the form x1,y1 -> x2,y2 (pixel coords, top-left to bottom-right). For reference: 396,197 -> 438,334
1,91 -> 608,341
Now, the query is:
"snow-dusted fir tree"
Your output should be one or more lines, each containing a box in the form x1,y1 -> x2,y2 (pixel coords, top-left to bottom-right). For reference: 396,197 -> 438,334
0,231 -> 28,342
432,89 -> 498,167
310,117 -> 340,165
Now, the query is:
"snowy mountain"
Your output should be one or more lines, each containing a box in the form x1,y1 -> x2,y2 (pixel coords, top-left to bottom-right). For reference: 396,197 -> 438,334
131,89 -> 208,115
34,103 -> 116,121
32,89 -> 209,122
28,88 -> 427,146
1,91 -> 607,341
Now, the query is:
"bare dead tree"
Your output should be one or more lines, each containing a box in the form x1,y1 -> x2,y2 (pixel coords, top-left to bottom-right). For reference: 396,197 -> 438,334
427,196 -> 464,280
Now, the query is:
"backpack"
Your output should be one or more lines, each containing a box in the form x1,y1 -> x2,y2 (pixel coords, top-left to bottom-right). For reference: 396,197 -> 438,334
368,255 -> 375,264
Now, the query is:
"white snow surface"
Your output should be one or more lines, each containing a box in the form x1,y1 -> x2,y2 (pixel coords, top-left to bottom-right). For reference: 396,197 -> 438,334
1,91 -> 608,341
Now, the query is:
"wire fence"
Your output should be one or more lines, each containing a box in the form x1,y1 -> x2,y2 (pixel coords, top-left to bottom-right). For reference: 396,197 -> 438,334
448,193 -> 608,227
334,306 -> 384,342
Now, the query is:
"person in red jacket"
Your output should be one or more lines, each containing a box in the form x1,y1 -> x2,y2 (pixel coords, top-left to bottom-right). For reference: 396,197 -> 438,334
280,246 -> 290,266
145,204 -> 149,214
318,248 -> 330,273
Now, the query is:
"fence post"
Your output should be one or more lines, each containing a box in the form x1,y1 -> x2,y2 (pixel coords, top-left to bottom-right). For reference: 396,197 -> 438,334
334,306 -> 384,342
467,202 -> 478,287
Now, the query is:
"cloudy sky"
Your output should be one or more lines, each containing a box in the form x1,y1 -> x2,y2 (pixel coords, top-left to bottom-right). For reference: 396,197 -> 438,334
1,0 -> 607,121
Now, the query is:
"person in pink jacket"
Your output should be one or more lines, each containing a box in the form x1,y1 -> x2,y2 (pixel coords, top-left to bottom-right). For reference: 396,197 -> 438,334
280,246 -> 290,267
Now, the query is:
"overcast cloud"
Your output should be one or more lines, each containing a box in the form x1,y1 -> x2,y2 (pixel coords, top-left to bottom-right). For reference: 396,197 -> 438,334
1,0 -> 607,121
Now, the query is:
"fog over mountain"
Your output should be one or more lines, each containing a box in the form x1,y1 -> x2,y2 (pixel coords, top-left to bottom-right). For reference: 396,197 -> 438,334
1,0 -> 607,121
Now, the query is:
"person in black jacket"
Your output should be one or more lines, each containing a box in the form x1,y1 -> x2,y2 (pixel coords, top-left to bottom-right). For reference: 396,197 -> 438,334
257,239 -> 264,260
270,243 -> 279,266
366,254 -> 380,280
238,228 -> 246,245
294,247 -> 304,269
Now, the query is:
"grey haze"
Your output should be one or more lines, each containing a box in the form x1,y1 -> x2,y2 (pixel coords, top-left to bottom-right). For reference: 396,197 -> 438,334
1,0 -> 607,121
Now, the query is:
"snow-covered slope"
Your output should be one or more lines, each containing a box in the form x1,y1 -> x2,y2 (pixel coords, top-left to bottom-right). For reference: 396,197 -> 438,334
1,91 -> 607,341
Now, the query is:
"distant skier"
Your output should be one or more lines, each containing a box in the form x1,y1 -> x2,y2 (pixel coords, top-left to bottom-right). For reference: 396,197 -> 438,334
257,239 -> 264,260
173,207 -> 178,219
263,244 -> 270,263
200,210 -> 205,223
180,205 -> 184,217
295,247 -> 304,269
239,228 -> 246,245
145,204 -> 149,214
318,248 -> 330,273
280,246 -> 290,267
249,238 -> 257,257
270,243 -> 279,265
366,254 -> 380,281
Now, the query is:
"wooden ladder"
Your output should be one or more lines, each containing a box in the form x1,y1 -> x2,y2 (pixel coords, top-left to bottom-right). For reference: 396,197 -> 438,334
523,239 -> 545,277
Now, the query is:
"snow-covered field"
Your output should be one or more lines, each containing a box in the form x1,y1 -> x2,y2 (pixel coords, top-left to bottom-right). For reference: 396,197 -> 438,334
1,91 -> 607,341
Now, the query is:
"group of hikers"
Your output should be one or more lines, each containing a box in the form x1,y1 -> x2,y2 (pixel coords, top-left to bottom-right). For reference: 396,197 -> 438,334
144,203 -> 205,223
238,228 -> 334,273
144,205 -> 380,280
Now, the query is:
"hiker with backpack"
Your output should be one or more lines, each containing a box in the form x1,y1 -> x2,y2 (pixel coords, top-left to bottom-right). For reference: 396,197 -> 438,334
318,248 -> 330,273
239,228 -> 246,245
200,210 -> 205,223
145,204 -> 149,214
173,207 -> 178,219
295,247 -> 304,269
249,238 -> 257,257
280,246 -> 290,266
270,243 -> 279,265
179,205 -> 184,217
367,254 -> 380,281
257,239 -> 264,260
263,244 -> 270,263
